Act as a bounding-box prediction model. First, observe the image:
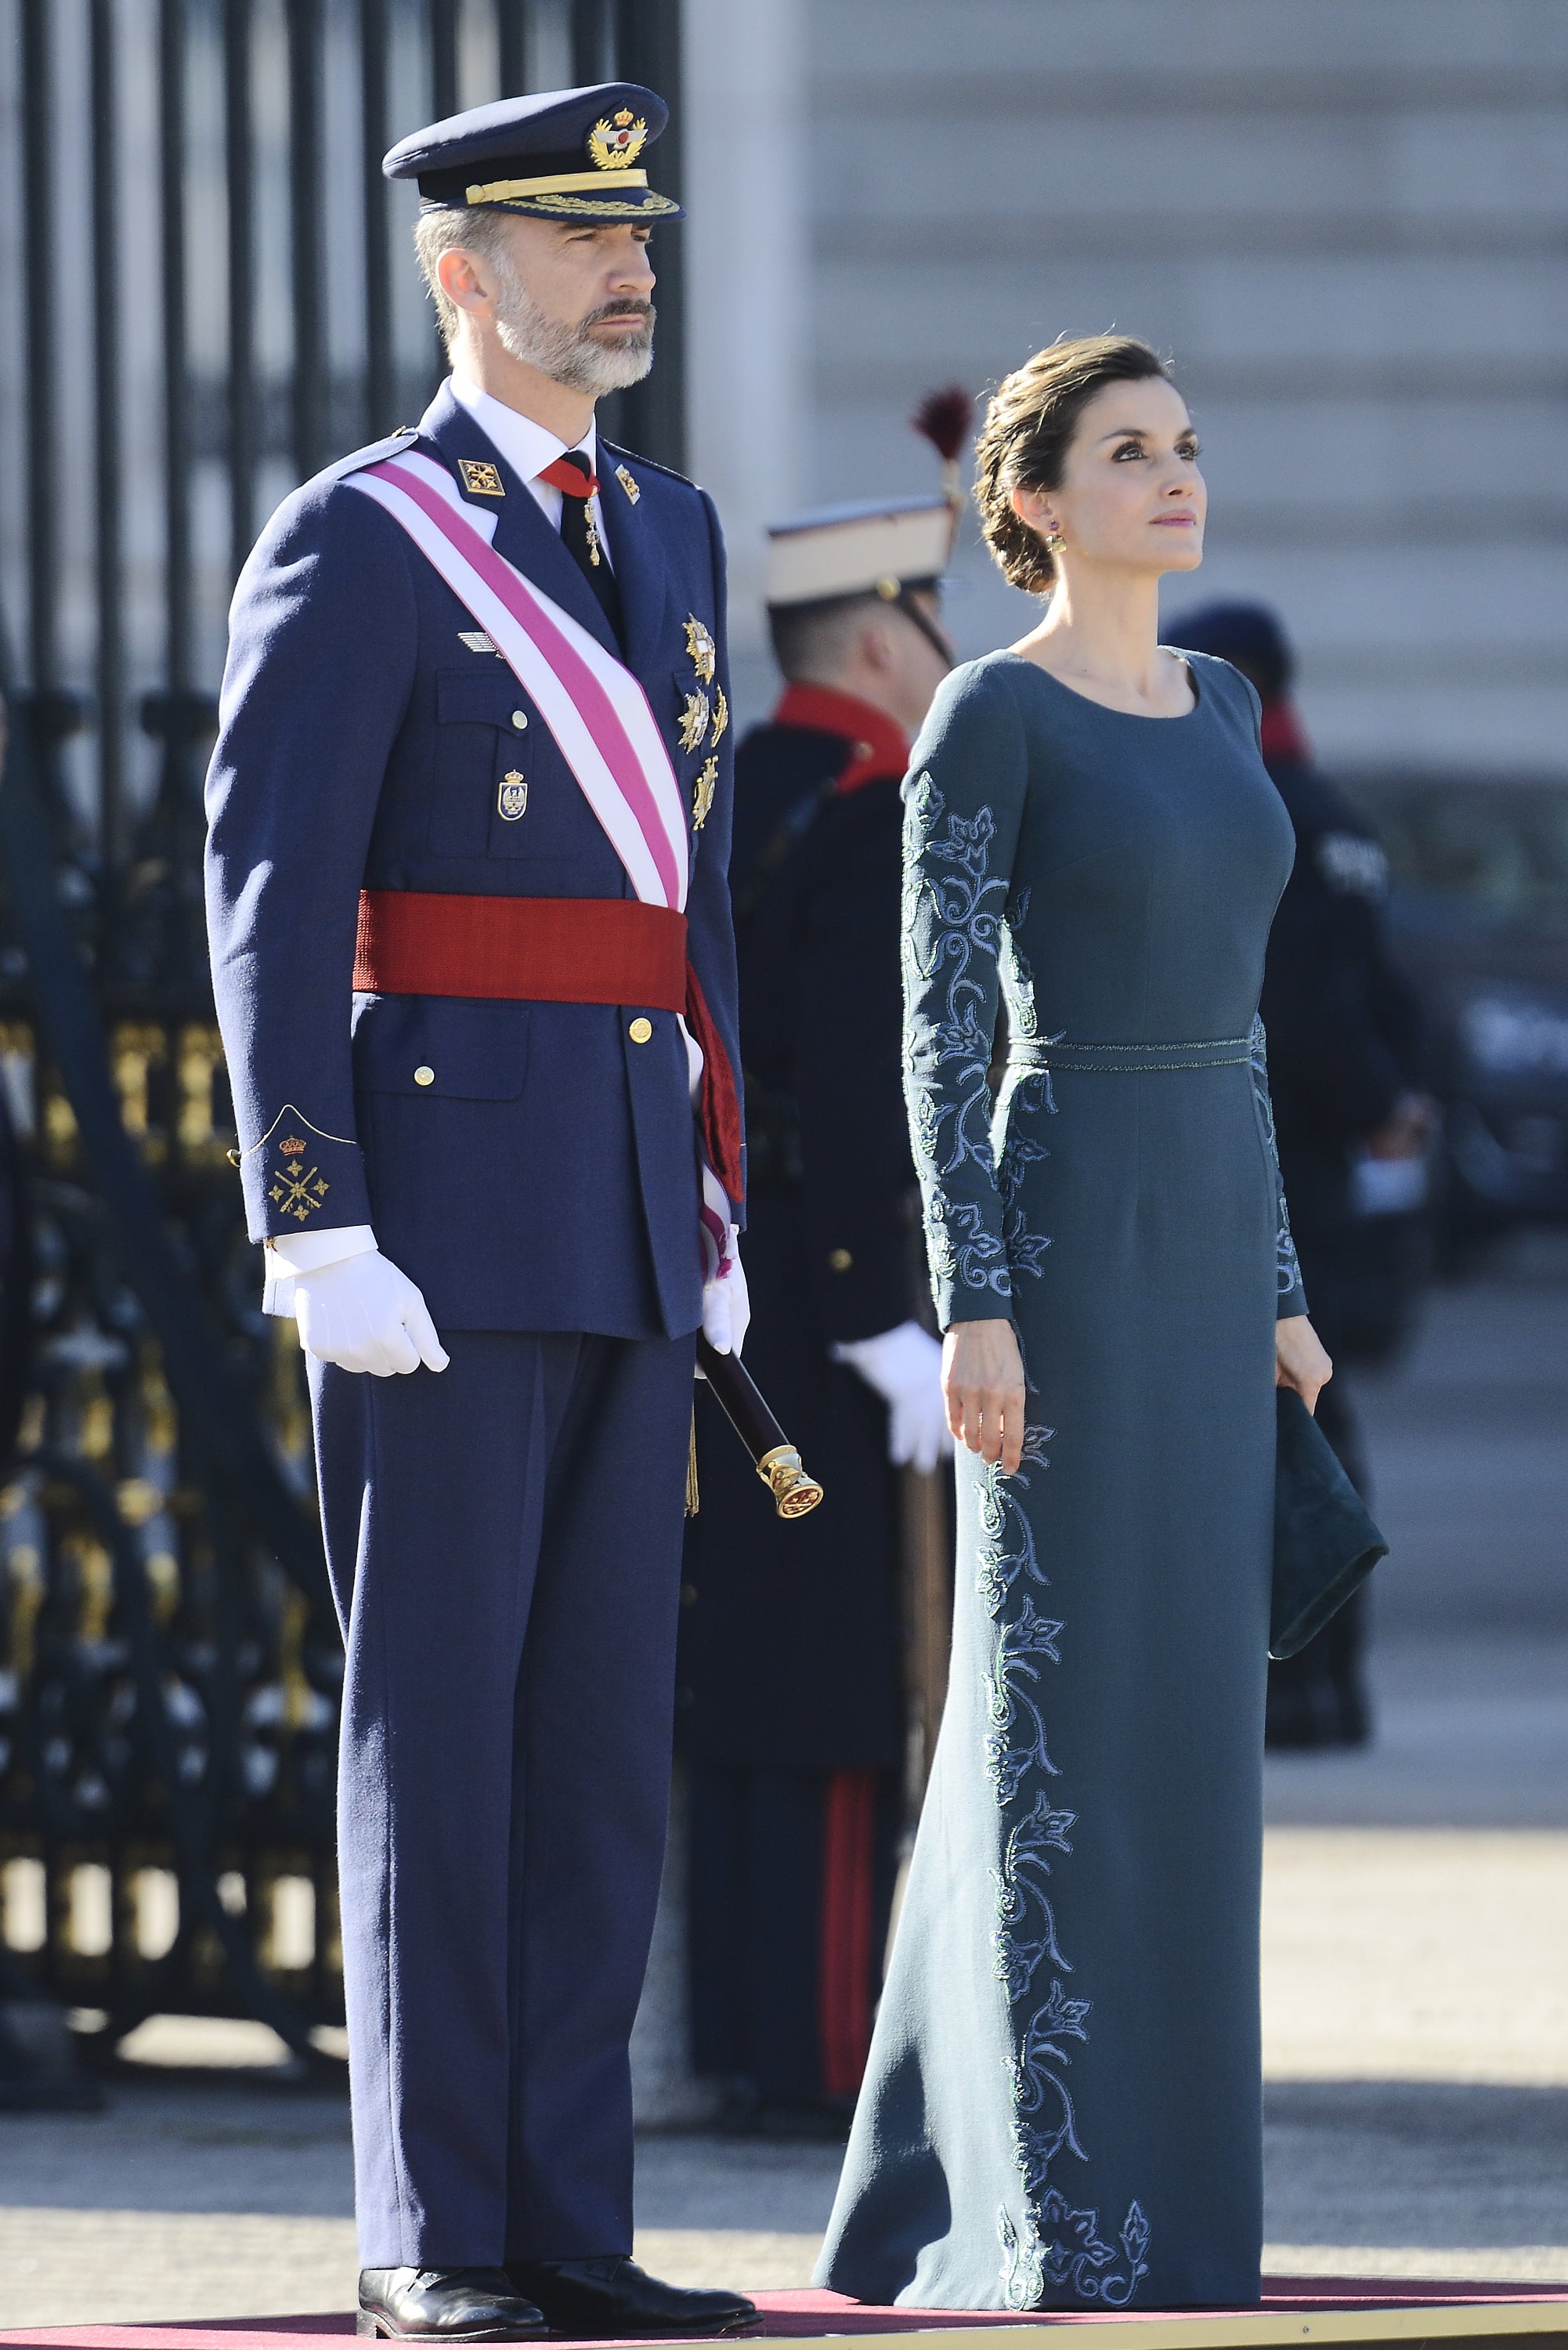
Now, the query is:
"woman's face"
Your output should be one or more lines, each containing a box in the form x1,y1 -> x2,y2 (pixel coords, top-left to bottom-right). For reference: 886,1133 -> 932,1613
1014,374 -> 1206,580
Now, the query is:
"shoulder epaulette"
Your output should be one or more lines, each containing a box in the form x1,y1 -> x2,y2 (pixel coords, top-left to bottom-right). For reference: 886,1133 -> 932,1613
316,426 -> 422,490
598,439 -> 705,497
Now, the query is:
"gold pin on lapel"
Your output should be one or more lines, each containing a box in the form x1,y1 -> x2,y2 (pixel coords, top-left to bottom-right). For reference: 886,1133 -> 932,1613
457,458 -> 505,497
685,615 -> 717,685
678,690 -> 711,754
710,685 -> 728,747
615,464 -> 641,504
692,757 -> 718,830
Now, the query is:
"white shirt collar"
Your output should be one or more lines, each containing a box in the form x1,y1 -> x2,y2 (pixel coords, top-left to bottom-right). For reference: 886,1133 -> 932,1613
449,374 -> 597,485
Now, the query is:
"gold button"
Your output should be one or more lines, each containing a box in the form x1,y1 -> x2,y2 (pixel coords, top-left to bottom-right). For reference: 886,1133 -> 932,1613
511,709 -> 528,729
628,1017 -> 653,1043
828,1246 -> 854,1272
414,1065 -> 435,1087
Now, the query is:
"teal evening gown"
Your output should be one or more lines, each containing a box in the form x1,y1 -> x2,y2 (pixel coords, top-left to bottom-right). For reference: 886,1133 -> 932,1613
815,649 -> 1306,2312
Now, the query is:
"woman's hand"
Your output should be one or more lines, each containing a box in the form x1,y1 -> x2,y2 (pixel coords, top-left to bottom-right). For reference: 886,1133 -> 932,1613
943,1318 -> 1028,1474
1276,1315 -> 1333,1415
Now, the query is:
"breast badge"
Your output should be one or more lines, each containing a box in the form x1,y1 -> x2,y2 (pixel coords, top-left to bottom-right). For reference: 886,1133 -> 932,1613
457,458 -> 505,497
684,615 -> 716,685
614,465 -> 641,504
692,756 -> 718,830
678,690 -> 711,754
709,685 -> 728,747
269,1138 -> 330,1224
498,770 -> 528,820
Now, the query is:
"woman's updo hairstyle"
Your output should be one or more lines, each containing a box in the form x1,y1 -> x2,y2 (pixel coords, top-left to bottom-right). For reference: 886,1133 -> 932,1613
974,334 -> 1173,594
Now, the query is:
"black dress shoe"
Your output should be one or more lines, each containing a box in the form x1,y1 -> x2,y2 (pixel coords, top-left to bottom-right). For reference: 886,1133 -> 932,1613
506,2256 -> 757,2338
358,2266 -> 549,2342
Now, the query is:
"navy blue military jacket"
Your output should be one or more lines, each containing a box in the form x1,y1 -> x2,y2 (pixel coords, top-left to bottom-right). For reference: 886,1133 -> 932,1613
204,381 -> 740,1340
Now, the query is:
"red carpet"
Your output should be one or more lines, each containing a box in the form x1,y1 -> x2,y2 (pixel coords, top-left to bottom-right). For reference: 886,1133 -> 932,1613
1,2280 -> 1565,2350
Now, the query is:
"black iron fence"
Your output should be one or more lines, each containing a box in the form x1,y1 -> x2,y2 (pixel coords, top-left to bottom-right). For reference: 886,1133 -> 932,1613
0,0 -> 683,2077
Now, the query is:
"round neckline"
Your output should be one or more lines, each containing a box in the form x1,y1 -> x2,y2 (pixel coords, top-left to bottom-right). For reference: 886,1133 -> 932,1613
999,647 -> 1204,722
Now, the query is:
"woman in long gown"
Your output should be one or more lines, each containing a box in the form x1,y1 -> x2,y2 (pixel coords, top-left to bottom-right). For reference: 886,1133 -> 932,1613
815,336 -> 1331,2313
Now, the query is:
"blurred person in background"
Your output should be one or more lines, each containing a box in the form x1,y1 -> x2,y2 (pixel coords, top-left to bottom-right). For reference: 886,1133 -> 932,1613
677,486 -> 958,2131
1172,600 -> 1433,1748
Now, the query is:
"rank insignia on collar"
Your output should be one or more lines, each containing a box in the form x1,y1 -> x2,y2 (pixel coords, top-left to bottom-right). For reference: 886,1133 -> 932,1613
709,685 -> 728,747
615,464 -> 641,504
678,689 -> 711,754
685,615 -> 717,684
457,458 -> 505,497
692,756 -> 718,830
588,110 -> 649,172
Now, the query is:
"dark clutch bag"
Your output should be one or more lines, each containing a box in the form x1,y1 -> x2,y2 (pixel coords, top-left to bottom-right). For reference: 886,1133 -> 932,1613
1271,1387 -> 1389,1661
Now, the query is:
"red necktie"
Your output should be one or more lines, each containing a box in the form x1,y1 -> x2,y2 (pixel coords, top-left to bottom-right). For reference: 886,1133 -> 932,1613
540,450 -> 622,644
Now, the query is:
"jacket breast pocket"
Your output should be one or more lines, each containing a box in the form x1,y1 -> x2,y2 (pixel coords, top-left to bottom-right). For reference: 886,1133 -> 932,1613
429,669 -> 587,868
352,996 -> 530,1101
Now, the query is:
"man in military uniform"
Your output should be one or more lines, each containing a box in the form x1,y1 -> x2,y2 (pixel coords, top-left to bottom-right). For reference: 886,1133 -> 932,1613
1173,601 -> 1430,1748
679,501 -> 955,2127
205,86 -> 754,2343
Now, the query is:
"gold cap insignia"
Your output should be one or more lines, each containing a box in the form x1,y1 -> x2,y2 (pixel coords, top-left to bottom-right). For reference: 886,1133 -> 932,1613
588,112 -> 648,172
615,464 -> 641,504
498,771 -> 528,821
678,689 -> 711,754
692,756 -> 718,831
457,458 -> 505,497
709,685 -> 728,748
685,615 -> 717,684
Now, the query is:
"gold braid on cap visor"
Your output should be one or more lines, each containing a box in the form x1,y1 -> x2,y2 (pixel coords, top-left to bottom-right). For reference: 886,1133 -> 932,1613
463,168 -> 677,214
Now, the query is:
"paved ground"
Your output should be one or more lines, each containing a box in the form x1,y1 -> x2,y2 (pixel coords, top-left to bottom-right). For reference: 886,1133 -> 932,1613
0,1241 -> 1564,2329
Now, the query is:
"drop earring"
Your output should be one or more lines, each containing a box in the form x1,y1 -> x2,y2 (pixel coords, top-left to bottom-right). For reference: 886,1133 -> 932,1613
1042,523 -> 1066,553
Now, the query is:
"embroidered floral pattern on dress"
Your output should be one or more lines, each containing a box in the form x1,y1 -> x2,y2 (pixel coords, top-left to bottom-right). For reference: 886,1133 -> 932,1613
1247,1014 -> 1304,1301
978,1386 -> 1151,2308
904,778 -> 1054,1311
903,759 -> 1151,2308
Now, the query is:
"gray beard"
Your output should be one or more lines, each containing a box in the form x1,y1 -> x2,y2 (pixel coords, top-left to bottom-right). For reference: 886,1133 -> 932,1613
491,258 -> 654,396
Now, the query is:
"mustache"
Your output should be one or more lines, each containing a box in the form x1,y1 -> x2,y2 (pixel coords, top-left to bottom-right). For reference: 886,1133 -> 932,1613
583,298 -> 655,331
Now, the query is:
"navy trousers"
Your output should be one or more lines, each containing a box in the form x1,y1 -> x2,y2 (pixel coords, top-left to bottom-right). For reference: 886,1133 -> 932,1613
309,1328 -> 695,2267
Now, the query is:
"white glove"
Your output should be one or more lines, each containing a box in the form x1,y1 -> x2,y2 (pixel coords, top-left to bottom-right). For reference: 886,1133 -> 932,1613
831,1318 -> 953,1473
701,1228 -> 750,1356
293,1249 -> 450,1378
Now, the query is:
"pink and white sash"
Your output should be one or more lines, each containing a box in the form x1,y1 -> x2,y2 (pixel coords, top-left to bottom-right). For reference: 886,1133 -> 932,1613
347,448 -> 733,1274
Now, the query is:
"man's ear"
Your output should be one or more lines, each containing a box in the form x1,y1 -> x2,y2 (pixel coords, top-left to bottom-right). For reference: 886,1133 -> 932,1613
436,243 -> 491,318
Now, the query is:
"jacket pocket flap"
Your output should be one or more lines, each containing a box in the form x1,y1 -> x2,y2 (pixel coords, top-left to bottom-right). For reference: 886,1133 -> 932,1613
436,669 -> 527,727
352,996 -> 529,1100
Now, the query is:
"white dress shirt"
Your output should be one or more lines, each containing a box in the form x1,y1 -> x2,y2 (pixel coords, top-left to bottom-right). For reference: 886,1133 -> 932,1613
449,373 -> 612,570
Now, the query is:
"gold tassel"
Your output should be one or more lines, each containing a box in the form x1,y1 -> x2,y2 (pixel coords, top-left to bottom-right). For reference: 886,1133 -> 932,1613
685,1405 -> 699,1517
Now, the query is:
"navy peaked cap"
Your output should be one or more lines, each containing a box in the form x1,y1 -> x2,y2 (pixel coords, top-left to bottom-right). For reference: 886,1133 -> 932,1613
383,82 -> 681,222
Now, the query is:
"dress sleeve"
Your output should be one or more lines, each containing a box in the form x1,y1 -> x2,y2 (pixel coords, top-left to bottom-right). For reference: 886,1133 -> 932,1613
901,666 -> 1029,1329
1248,1017 -> 1309,1320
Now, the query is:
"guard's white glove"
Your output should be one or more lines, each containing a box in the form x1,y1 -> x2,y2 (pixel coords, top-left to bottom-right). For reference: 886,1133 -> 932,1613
292,1249 -> 450,1378
831,1318 -> 953,1473
701,1228 -> 750,1357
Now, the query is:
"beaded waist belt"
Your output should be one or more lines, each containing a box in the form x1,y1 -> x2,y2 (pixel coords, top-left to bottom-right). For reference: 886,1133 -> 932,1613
353,888 -> 688,1010
1006,1035 -> 1252,1074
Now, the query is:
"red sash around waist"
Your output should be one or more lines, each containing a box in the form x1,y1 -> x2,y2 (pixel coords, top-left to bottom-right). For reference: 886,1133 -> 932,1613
354,888 -> 688,1011
352,888 -> 744,1205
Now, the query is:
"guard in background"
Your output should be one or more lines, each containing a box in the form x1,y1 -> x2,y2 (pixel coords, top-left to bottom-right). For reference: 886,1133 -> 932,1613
1173,601 -> 1431,1748
679,494 -> 957,2128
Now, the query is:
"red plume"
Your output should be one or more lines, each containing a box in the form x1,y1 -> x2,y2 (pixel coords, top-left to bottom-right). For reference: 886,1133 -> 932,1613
911,385 -> 974,504
911,385 -> 974,466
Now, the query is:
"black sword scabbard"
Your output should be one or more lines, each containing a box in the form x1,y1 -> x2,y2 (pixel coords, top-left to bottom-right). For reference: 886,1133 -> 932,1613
695,1335 -> 824,1519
